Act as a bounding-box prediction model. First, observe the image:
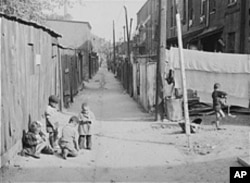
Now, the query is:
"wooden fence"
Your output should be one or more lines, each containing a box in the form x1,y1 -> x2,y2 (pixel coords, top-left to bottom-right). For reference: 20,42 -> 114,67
60,49 -> 99,108
116,58 -> 133,97
132,57 -> 156,112
89,52 -> 99,79
1,14 -> 61,167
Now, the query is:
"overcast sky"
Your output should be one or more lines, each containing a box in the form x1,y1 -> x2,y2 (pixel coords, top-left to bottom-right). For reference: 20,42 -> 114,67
65,0 -> 147,42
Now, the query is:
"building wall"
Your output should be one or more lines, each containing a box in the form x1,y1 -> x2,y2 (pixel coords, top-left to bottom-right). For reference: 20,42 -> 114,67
209,0 -> 227,27
165,0 -> 249,54
1,16 -> 60,167
46,20 -> 91,51
46,20 -> 92,81
244,0 -> 250,54
136,0 -> 158,56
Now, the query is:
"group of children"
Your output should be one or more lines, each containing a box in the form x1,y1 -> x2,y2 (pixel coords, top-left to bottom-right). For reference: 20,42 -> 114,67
21,95 -> 95,160
21,82 -> 228,159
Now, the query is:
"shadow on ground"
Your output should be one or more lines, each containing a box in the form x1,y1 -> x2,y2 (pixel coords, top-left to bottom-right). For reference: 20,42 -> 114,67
1,156 -> 240,182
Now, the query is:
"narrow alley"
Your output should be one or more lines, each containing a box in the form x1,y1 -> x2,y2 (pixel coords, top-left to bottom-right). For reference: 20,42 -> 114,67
1,67 -> 185,182
1,1 -> 250,182
1,66 -> 248,183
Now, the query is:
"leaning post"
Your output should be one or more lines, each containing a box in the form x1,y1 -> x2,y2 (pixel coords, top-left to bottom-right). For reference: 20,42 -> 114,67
176,13 -> 191,147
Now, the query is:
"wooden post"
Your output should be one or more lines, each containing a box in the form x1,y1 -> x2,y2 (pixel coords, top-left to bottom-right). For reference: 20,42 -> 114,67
129,18 -> 133,96
124,6 -> 131,63
129,18 -> 133,40
155,0 -> 166,121
113,20 -> 116,72
0,17 -> 2,168
57,45 -> 63,111
176,13 -> 191,139
160,0 -> 167,119
124,6 -> 131,92
123,25 -> 126,49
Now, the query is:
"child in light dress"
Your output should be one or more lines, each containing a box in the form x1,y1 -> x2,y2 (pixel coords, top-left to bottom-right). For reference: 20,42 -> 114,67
78,102 -> 96,150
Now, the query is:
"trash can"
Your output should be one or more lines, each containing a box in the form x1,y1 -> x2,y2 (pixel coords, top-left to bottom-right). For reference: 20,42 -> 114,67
165,98 -> 183,121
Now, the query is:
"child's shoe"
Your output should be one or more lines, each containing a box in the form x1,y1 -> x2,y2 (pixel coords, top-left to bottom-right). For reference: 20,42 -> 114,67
32,153 -> 41,159
62,149 -> 68,160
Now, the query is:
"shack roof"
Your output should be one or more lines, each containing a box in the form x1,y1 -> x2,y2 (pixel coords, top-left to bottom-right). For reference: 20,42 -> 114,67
0,12 -> 62,38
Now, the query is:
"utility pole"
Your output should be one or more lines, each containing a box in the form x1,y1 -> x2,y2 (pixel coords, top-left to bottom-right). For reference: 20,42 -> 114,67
113,20 -> 116,73
124,6 -> 131,93
176,12 -> 191,142
155,0 -> 166,121
129,18 -> 133,39
124,6 -> 131,63
57,45 -> 63,111
123,26 -> 126,53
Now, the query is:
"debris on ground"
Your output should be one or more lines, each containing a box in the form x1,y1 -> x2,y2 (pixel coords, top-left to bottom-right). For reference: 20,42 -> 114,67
237,156 -> 250,167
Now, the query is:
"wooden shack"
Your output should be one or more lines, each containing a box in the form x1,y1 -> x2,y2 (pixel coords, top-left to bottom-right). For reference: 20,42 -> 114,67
0,13 -> 61,167
46,19 -> 93,107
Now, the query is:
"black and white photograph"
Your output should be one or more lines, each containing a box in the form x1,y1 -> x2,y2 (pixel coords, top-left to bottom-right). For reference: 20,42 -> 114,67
0,0 -> 250,182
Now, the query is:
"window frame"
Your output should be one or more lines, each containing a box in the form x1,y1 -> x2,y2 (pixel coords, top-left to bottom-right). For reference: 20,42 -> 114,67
228,0 -> 237,7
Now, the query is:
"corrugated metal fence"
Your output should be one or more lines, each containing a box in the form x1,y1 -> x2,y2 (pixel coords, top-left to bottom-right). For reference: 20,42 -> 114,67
1,14 -> 61,166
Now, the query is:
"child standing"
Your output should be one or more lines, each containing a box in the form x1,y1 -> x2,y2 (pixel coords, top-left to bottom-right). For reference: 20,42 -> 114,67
59,116 -> 79,160
212,83 -> 227,130
45,95 -> 60,149
78,102 -> 96,150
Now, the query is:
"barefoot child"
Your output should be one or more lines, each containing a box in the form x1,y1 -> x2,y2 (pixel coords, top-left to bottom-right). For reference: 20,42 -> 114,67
78,102 -> 96,150
59,116 -> 79,159
212,83 -> 227,130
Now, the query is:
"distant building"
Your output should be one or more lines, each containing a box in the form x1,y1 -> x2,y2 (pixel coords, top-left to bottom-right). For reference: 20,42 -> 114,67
46,19 -> 92,51
166,0 -> 250,54
46,19 -> 93,104
46,19 -> 92,79
136,0 -> 250,54
135,0 -> 159,57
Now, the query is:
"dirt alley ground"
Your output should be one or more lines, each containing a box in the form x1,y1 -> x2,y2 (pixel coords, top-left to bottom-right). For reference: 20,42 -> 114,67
1,66 -> 250,183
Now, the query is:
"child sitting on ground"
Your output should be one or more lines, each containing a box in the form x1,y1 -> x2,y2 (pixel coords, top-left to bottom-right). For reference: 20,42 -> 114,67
21,121 -> 54,158
59,116 -> 79,160
212,83 -> 227,130
78,102 -> 96,150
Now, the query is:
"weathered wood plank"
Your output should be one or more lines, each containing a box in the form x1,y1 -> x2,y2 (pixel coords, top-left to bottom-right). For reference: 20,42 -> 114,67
1,17 -> 59,167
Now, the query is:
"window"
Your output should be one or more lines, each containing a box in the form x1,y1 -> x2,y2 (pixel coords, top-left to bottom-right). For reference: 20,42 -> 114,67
170,1 -> 176,27
188,0 -> 194,27
201,0 -> 206,15
200,0 -> 206,23
171,6 -> 174,27
183,0 -> 186,24
28,43 -> 35,75
228,0 -> 237,6
228,32 -> 235,53
210,0 -> 216,13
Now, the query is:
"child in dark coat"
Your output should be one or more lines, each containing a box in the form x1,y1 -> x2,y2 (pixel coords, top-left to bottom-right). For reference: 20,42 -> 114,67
212,83 -> 227,130
21,121 -> 53,158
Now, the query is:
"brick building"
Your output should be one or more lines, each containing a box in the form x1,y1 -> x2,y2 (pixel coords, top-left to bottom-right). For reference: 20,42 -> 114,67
136,0 -> 250,54
166,0 -> 250,54
135,0 -> 159,57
